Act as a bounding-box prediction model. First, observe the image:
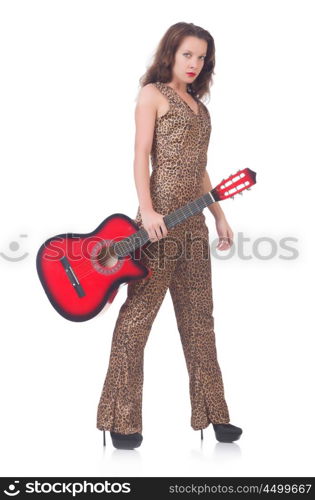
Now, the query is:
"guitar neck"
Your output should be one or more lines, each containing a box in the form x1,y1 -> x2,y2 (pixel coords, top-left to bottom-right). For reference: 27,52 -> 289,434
112,167 -> 257,258
114,190 -> 217,258
163,191 -> 216,229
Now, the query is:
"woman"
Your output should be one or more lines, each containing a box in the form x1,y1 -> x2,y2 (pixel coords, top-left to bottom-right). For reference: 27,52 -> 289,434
97,22 -> 242,449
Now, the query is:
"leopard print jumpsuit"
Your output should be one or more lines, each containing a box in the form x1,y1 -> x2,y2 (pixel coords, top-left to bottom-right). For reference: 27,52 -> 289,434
96,81 -> 230,433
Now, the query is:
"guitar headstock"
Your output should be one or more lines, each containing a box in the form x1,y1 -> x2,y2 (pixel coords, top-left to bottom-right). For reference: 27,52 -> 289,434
211,168 -> 257,201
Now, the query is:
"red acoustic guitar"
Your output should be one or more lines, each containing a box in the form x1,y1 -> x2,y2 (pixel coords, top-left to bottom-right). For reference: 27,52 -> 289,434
36,168 -> 256,322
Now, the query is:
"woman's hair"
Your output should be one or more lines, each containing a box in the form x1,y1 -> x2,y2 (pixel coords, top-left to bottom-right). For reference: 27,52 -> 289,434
139,22 -> 215,102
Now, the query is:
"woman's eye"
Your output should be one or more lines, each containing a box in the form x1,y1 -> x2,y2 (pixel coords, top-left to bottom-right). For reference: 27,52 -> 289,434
184,53 -> 205,60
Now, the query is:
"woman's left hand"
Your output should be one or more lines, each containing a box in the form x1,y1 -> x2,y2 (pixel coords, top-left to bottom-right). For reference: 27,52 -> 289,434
215,216 -> 234,251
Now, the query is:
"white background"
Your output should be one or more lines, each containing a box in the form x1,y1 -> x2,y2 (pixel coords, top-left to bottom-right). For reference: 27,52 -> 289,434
0,0 -> 314,478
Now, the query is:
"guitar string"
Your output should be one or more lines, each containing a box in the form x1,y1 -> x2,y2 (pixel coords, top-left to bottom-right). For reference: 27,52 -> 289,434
50,180 -> 249,282
46,192 -> 214,281
48,183 -> 249,282
62,193 -> 213,280
46,172 -> 253,282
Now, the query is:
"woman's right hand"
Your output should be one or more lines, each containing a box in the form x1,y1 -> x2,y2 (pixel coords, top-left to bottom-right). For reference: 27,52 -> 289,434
141,208 -> 168,242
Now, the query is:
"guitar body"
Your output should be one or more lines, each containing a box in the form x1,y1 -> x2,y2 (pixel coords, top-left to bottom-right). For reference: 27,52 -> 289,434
36,214 -> 151,322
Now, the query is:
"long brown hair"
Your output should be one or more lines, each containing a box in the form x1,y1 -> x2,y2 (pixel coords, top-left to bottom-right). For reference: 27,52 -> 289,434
139,22 -> 215,103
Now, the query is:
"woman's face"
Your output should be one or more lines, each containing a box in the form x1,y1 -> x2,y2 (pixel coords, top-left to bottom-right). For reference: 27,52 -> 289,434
172,36 -> 208,85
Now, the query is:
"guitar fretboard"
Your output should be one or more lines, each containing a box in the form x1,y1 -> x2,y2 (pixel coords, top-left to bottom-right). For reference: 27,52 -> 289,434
114,191 -> 216,258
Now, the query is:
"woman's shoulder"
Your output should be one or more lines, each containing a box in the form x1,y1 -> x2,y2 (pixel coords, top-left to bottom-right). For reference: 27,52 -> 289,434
137,82 -> 160,96
135,83 -> 161,106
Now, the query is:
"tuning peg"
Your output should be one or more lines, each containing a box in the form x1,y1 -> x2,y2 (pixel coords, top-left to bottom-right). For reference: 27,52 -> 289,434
247,187 -> 251,190
231,196 -> 234,200
239,191 -> 243,195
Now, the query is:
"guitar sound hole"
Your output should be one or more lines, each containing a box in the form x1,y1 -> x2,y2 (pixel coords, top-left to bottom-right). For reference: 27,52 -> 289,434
97,245 -> 118,268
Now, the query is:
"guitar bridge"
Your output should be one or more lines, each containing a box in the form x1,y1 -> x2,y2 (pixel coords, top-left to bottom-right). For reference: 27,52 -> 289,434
60,256 -> 85,298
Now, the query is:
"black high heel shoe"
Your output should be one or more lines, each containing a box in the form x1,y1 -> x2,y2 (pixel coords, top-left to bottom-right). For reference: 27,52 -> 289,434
212,423 -> 242,442
103,430 -> 143,449
199,423 -> 242,443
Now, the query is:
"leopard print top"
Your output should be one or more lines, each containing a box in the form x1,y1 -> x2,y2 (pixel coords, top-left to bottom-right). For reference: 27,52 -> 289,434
134,81 -> 211,225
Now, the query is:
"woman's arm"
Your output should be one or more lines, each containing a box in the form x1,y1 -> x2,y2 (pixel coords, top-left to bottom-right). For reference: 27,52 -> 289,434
133,85 -> 155,212
133,84 -> 168,241
201,169 -> 226,221
201,169 -> 234,250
